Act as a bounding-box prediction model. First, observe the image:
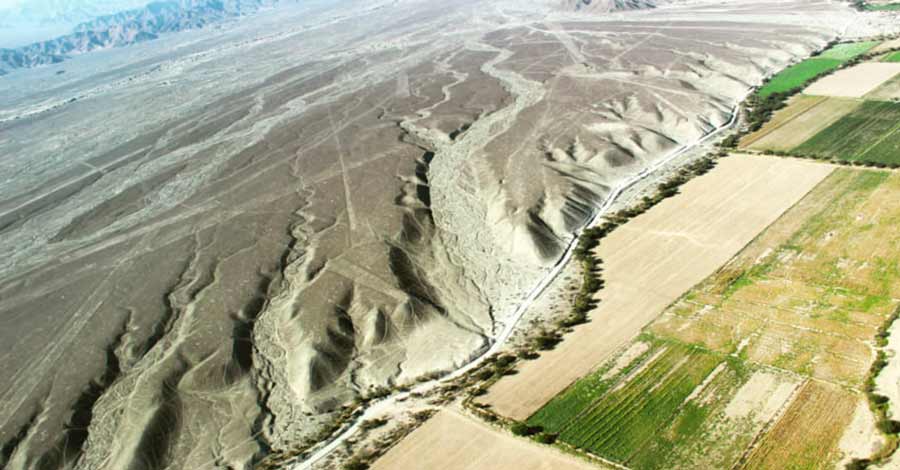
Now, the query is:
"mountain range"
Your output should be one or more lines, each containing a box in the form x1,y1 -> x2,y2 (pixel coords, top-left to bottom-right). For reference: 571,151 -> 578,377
0,0 -> 270,75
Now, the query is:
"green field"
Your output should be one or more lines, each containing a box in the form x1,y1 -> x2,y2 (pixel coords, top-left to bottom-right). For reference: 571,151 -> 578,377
758,58 -> 843,98
816,41 -> 878,60
793,101 -> 900,165
885,51 -> 900,63
528,340 -> 746,469
865,2 -> 900,11
526,342 -> 655,433
757,41 -> 884,98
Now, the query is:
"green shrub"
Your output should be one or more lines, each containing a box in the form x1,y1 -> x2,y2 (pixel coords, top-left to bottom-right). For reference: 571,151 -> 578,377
533,333 -> 562,350
871,394 -> 890,406
847,458 -> 872,470
510,422 -> 542,436
517,349 -> 540,360
877,419 -> 900,435
343,458 -> 369,470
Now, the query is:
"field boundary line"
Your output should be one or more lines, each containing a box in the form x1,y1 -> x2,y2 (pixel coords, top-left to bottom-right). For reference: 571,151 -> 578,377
730,378 -> 809,470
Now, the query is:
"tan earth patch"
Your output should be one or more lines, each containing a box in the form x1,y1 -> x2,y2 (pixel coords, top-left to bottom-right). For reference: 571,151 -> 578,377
479,155 -> 833,420
866,73 -> 900,101
369,409 -> 606,470
836,399 -> 885,469
724,370 -> 800,423
877,319 -> 900,420
600,341 -> 650,381
745,96 -> 860,151
872,38 -> 900,54
804,62 -> 900,98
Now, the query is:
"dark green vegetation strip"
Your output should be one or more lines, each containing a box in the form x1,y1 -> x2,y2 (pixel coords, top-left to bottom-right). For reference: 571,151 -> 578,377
865,2 -> 900,10
757,58 -> 843,98
792,101 -> 900,165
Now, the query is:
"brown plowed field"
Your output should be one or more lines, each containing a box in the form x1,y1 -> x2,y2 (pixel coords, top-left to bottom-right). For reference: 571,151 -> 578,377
370,409 -> 606,470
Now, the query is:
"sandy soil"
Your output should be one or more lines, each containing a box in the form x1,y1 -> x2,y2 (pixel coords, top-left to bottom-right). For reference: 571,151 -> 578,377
877,319 -> 900,419
370,408 -> 606,470
837,399 -> 885,469
867,73 -> 900,101
479,155 -> 834,420
746,97 -> 860,151
724,371 -> 800,423
601,341 -> 650,381
804,62 -> 900,98
872,38 -> 900,54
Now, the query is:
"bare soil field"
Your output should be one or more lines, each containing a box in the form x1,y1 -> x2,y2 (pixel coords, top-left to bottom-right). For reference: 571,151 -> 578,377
479,155 -> 833,420
872,38 -> 900,54
370,409 -> 605,470
867,73 -> 900,100
741,96 -> 861,151
804,62 -> 900,97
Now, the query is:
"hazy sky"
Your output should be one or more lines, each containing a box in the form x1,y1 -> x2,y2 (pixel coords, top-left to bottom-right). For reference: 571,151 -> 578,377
0,0 -> 22,11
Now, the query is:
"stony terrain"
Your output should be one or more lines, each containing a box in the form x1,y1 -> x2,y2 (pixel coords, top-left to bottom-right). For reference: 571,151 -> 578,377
0,1 -> 895,469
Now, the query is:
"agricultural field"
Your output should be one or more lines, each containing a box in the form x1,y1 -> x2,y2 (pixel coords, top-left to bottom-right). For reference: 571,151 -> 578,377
864,1 -> 900,10
757,40 -> 879,98
866,74 -> 900,101
741,96 -> 859,151
816,41 -> 879,60
526,167 -> 900,469
742,382 -> 858,470
742,57 -> 900,164
793,101 -> 900,165
872,38 -> 900,54
886,51 -> 900,62
757,58 -> 843,98
371,409 -> 603,470
803,62 -> 900,97
478,156 -> 833,421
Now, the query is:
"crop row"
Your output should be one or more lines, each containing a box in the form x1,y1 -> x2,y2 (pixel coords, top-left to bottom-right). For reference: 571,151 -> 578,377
559,344 -> 721,463
527,343 -> 656,433
793,101 -> 900,165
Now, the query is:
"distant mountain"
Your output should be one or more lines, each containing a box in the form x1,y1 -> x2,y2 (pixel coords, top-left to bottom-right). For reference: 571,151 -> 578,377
0,0 -> 269,74
562,0 -> 663,12
0,0 -> 152,47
